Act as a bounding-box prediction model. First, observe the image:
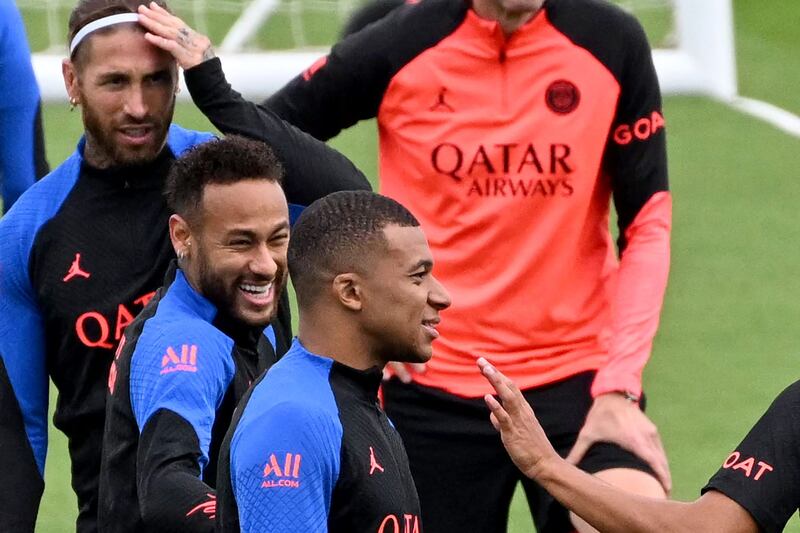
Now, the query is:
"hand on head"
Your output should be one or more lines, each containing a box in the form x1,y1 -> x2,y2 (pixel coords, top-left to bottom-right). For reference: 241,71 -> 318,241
137,2 -> 214,70
477,357 -> 560,480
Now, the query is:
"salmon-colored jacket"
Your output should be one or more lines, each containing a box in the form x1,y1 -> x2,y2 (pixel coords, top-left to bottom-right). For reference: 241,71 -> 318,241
267,0 -> 672,399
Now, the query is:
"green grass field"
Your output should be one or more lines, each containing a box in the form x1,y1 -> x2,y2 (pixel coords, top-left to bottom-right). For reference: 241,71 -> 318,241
15,0 -> 800,531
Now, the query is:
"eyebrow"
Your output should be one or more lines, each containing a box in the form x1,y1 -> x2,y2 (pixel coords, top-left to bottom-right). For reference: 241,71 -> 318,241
225,220 -> 290,238
409,259 -> 433,273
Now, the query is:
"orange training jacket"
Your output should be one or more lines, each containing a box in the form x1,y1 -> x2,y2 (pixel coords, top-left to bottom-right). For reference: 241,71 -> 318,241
267,0 -> 672,398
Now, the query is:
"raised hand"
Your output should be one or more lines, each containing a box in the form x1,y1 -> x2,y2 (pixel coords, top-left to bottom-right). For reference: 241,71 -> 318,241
477,357 -> 559,480
137,2 -> 214,70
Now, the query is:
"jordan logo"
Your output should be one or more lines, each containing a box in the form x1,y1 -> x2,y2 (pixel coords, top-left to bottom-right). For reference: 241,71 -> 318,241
429,87 -> 455,112
369,446 -> 384,475
63,253 -> 91,282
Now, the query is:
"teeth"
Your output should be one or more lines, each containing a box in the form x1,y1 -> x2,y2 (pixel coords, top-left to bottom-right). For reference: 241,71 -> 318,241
240,282 -> 272,294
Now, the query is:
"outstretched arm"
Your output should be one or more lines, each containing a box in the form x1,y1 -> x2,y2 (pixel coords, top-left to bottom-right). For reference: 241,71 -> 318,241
477,358 -> 758,533
137,3 -> 371,210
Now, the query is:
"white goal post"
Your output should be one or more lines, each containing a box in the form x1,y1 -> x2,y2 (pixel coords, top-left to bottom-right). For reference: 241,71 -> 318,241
30,0 -> 736,102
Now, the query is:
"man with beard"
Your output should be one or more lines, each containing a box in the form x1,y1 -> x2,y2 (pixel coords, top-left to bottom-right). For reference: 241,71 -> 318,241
0,1 -> 368,531
99,135 -> 291,532
215,191 -> 451,532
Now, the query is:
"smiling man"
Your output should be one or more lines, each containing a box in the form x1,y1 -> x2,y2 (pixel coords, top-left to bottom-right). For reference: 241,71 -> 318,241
216,191 -> 451,532
0,1 -> 369,531
98,135 -> 292,533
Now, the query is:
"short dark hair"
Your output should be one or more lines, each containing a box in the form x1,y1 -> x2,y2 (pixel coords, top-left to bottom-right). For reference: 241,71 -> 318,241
68,0 -> 170,63
288,190 -> 419,306
165,135 -> 284,225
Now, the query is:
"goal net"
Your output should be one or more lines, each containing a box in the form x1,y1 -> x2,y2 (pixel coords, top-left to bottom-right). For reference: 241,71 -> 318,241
20,0 -> 736,102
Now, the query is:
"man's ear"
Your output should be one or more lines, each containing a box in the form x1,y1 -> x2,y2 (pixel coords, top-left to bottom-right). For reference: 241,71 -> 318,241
169,214 -> 193,261
62,59 -> 79,105
332,272 -> 363,312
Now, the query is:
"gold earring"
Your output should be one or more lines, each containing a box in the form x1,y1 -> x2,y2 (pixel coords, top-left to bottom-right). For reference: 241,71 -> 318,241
69,97 -> 78,112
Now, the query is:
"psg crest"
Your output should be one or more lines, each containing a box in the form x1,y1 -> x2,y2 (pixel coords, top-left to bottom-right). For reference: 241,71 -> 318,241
546,80 -> 580,114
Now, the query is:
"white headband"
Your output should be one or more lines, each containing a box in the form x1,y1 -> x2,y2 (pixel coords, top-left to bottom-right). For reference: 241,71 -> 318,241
69,13 -> 140,55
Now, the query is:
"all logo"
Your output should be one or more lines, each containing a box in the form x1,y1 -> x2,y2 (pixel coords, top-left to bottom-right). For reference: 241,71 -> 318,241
160,344 -> 198,375
546,80 -> 580,114
262,453 -> 302,489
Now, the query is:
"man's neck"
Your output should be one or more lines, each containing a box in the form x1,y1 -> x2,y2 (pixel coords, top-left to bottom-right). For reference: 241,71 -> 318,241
471,0 -> 545,36
297,313 -> 383,371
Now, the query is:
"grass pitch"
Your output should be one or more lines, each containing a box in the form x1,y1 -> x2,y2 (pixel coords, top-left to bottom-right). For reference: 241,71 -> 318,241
17,0 -> 800,531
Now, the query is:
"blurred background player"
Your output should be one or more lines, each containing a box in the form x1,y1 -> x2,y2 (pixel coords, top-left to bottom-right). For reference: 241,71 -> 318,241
0,0 -> 369,531
216,190 -> 451,532
262,0 -> 673,531
479,357 -> 799,533
100,136 -> 291,532
0,0 -> 48,213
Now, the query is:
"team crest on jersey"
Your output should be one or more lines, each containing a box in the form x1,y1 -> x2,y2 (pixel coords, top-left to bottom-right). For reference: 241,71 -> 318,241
546,80 -> 580,114
261,453 -> 302,489
160,344 -> 198,375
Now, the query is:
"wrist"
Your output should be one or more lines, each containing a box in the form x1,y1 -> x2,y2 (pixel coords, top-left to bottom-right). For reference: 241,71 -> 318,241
529,452 -> 565,483
594,391 -> 640,407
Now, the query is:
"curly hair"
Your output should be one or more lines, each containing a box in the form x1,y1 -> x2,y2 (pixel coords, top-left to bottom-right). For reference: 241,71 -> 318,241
165,135 -> 284,225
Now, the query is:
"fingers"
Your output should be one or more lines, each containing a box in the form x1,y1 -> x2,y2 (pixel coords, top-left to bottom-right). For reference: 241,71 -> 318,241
477,357 -> 522,410
409,362 -> 427,374
484,393 -> 515,436
565,433 -> 592,465
383,362 -> 417,384
637,431 -> 672,493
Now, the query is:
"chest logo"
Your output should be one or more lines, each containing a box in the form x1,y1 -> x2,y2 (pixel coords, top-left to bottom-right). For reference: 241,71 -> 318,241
430,87 -> 455,113
546,80 -> 580,115
63,253 -> 91,282
262,453 -> 302,489
160,344 -> 198,375
369,446 -> 385,475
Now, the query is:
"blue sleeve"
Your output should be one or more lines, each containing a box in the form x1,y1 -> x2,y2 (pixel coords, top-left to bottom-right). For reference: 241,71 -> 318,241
230,401 -> 343,532
0,0 -> 43,211
130,322 -> 235,473
0,212 -> 49,480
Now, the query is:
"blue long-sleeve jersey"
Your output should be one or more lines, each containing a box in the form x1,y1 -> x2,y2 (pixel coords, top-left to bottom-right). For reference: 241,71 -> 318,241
99,266 -> 291,532
0,0 -> 48,212
0,53 -> 370,532
217,340 -> 422,532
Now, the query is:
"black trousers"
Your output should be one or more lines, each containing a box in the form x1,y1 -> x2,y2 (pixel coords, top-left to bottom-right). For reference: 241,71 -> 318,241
382,372 -> 655,533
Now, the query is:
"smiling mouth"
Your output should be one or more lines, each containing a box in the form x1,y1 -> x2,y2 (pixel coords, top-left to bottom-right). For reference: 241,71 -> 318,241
118,126 -> 154,143
239,281 -> 274,306
421,318 -> 441,338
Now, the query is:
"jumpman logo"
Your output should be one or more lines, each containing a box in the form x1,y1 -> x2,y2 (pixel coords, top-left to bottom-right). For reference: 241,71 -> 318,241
429,87 -> 455,112
369,446 -> 384,475
63,253 -> 91,282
